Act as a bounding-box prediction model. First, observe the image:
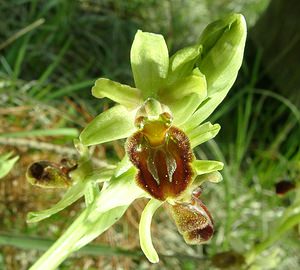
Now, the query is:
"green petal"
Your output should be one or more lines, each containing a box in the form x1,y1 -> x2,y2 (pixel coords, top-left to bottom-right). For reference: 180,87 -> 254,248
139,199 -> 164,263
186,122 -> 221,148
130,30 -> 169,98
168,93 -> 203,126
80,105 -> 136,146
92,78 -> 143,109
26,169 -> 113,223
192,160 -> 224,175
159,72 -> 207,126
159,71 -> 207,101
182,81 -> 235,131
167,44 -> 202,84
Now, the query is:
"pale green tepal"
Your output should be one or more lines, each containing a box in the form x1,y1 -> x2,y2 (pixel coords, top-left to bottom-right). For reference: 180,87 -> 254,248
29,14 -> 247,270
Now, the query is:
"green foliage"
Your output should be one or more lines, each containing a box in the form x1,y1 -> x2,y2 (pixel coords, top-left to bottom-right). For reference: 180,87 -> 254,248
0,152 -> 19,179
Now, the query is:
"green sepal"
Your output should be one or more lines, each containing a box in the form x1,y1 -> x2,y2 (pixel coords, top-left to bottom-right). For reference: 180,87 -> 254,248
167,44 -> 202,84
192,160 -> 224,175
186,122 -> 221,148
182,78 -> 235,131
139,198 -> 164,263
80,105 -> 136,146
168,93 -> 202,126
92,78 -> 143,109
130,30 -> 169,98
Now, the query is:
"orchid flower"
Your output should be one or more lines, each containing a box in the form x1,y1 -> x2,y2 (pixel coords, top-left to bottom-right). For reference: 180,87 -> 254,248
27,14 -> 247,269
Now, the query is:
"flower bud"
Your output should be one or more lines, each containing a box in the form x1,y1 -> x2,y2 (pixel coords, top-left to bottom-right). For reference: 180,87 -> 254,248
198,14 -> 247,96
26,160 -> 77,188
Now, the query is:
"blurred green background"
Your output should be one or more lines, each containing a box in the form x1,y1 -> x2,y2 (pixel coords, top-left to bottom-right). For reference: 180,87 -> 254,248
0,0 -> 299,269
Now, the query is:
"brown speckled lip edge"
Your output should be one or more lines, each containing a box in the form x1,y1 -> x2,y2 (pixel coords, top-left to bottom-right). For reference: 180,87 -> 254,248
126,125 -> 194,200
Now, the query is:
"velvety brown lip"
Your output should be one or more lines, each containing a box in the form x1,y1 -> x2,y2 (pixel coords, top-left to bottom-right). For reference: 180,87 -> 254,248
126,125 -> 194,200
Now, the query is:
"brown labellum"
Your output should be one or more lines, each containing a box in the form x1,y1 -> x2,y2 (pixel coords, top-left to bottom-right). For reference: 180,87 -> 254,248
26,159 -> 77,188
126,122 -> 194,201
169,196 -> 214,244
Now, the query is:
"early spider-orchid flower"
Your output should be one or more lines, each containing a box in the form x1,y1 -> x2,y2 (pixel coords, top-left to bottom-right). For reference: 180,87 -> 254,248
27,14 -> 246,270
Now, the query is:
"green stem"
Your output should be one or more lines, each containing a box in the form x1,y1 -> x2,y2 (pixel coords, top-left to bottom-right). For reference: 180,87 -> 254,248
28,168 -> 145,269
29,204 -> 128,270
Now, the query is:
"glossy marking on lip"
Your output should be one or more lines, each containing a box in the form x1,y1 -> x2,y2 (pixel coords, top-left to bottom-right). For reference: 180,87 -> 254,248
126,123 -> 194,201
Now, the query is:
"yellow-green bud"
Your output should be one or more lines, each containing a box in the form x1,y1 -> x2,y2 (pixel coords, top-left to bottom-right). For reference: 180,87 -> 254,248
198,14 -> 247,96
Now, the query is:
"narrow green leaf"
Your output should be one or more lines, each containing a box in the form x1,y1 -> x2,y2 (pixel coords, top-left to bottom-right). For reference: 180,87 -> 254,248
92,78 -> 143,109
130,30 -> 169,98
30,39 -> 71,96
0,128 -> 79,138
192,160 -> 224,175
0,153 -> 19,179
80,105 -> 136,146
139,199 -> 163,263
45,79 -> 95,100
27,180 -> 87,223
186,122 -> 221,148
